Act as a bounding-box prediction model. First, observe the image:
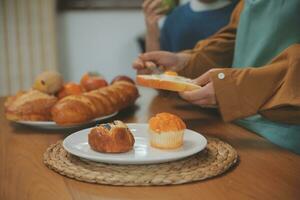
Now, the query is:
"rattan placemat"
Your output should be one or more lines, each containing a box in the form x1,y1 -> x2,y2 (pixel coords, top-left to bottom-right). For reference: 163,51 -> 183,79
43,137 -> 238,186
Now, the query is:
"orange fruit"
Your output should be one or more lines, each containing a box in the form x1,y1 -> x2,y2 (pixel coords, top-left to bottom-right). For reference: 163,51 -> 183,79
57,82 -> 83,99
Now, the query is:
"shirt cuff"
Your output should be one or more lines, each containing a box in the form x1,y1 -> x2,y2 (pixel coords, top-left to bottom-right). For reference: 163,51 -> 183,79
210,69 -> 245,122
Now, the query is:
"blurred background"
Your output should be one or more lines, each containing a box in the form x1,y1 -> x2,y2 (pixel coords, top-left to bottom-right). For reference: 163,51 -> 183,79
0,0 -> 189,96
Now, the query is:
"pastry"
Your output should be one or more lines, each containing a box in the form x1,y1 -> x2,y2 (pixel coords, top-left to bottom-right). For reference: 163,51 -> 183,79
88,120 -> 135,153
148,112 -> 186,149
4,91 -> 26,110
136,71 -> 201,92
5,90 -> 58,121
51,81 -> 139,125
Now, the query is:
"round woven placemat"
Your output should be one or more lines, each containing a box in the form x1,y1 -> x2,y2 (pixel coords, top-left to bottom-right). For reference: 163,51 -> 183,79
43,137 -> 238,186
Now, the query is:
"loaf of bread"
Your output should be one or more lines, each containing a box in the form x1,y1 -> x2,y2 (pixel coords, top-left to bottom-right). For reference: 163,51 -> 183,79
51,81 -> 139,125
136,73 -> 201,92
5,90 -> 58,121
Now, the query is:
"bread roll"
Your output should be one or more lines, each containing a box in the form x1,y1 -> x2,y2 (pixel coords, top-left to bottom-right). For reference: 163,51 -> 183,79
5,90 -> 58,121
88,121 -> 135,153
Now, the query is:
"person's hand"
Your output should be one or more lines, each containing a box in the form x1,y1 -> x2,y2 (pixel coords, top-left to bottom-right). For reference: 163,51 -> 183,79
143,0 -> 167,52
179,69 -> 221,107
132,51 -> 190,74
142,0 -> 166,31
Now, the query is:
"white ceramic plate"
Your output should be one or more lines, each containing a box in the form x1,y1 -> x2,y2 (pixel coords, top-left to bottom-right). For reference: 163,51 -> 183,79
16,112 -> 118,130
63,123 -> 207,165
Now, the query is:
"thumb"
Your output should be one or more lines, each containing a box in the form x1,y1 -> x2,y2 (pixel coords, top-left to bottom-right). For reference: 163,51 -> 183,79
192,71 -> 211,86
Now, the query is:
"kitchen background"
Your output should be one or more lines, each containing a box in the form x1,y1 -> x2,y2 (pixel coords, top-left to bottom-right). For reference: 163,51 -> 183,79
0,0 -> 189,96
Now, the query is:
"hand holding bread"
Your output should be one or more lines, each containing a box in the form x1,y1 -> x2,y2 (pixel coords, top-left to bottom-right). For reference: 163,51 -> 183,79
179,69 -> 220,107
132,51 -> 190,74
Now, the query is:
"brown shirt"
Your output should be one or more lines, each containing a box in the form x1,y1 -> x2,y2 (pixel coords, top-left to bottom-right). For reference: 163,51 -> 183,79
179,1 -> 300,124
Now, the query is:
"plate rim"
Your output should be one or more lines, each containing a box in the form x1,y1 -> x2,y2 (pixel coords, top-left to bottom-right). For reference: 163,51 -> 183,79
14,112 -> 118,128
63,123 -> 207,164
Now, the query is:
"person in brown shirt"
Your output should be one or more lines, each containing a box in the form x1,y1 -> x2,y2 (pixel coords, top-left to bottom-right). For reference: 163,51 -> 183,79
132,0 -> 300,154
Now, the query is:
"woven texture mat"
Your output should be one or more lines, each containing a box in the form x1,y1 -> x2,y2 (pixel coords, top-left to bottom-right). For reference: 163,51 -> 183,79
43,138 -> 238,186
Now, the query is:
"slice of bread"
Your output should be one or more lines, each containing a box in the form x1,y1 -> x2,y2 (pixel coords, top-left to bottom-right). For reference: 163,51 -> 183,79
136,74 -> 201,92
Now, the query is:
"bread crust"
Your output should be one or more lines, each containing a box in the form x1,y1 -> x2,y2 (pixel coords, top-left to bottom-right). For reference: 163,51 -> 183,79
52,81 -> 139,125
88,121 -> 135,153
4,81 -> 139,125
5,90 -> 57,121
51,95 -> 96,125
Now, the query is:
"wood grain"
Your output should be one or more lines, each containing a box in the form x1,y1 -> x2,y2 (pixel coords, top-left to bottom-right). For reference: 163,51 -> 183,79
1,87 -> 300,200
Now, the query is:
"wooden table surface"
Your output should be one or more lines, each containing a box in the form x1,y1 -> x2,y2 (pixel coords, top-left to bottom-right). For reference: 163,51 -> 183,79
1,87 -> 300,200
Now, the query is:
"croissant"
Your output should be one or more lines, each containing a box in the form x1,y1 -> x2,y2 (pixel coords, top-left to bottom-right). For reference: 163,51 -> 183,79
51,81 -> 139,125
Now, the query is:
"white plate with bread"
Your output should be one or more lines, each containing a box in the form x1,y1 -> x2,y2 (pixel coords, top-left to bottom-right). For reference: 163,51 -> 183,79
16,112 -> 118,130
63,122 -> 207,165
4,71 -> 140,130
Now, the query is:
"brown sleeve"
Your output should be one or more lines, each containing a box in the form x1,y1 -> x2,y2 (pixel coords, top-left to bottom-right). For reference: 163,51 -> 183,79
179,1 -> 244,79
210,44 -> 300,124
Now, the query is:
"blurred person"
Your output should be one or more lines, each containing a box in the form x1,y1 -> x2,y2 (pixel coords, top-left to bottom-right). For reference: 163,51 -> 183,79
133,0 -> 300,154
143,0 -> 238,52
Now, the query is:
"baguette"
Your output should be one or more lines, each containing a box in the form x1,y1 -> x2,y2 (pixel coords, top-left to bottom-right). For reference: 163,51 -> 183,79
136,74 -> 201,92
51,81 -> 139,125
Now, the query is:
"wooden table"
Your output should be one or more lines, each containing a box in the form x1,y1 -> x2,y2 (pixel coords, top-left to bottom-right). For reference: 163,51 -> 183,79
1,87 -> 300,200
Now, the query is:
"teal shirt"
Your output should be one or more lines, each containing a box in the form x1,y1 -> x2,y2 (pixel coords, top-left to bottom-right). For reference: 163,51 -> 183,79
232,0 -> 300,154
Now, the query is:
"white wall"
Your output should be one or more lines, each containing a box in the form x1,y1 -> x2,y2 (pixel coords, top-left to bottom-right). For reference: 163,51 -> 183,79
57,10 -> 145,83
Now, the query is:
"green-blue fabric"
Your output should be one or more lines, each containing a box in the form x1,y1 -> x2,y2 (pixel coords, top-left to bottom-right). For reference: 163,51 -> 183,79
232,0 -> 300,154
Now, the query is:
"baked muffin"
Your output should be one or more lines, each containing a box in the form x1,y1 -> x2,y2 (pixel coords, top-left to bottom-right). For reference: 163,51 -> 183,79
149,113 -> 186,149
88,120 -> 135,153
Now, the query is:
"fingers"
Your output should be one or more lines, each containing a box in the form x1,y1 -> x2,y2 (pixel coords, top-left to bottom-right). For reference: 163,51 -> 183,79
193,69 -> 222,86
143,0 -> 163,28
148,0 -> 163,13
179,89 -> 206,102
133,58 -> 156,68
132,58 -> 145,70
191,99 -> 214,106
144,61 -> 157,68
155,4 -> 169,14
134,51 -> 179,73
192,70 -> 211,86
140,51 -> 163,62
142,0 -> 152,11
132,56 -> 159,74
179,82 -> 217,106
